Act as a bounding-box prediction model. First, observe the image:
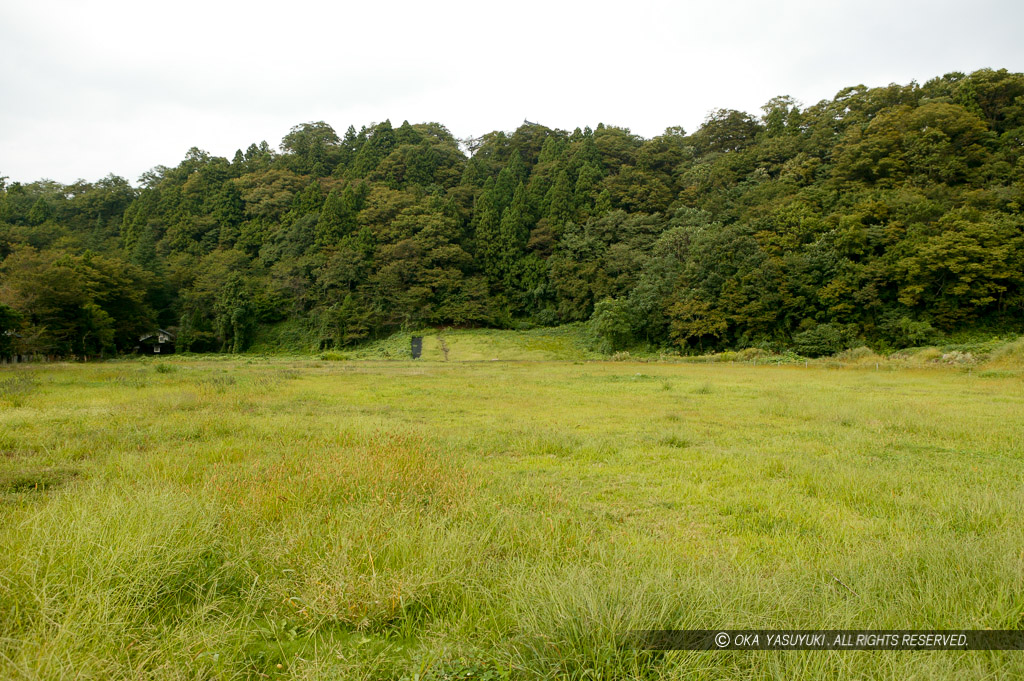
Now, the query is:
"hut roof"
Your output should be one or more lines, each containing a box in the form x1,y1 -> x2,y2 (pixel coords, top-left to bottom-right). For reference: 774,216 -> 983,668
139,329 -> 176,343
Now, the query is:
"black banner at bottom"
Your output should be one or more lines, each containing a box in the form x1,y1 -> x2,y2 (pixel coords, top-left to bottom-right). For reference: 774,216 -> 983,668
629,630 -> 1024,650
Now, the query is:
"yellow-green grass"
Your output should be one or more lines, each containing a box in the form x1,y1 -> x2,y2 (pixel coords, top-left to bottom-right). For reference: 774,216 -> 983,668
344,325 -> 602,362
0,358 -> 1022,680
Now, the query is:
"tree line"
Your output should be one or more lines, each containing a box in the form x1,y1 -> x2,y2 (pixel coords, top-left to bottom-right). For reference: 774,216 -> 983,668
1,68 -> 1023,358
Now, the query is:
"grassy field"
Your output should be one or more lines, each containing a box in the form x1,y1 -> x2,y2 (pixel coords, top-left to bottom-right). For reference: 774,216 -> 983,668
356,326 -> 603,362
1,354 -> 1022,679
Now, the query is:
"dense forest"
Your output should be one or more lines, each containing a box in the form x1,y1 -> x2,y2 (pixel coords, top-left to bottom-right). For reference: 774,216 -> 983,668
1,68 -> 1023,358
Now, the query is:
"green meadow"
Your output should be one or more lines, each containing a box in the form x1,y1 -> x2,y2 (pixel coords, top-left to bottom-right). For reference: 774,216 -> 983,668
1,349 -> 1023,679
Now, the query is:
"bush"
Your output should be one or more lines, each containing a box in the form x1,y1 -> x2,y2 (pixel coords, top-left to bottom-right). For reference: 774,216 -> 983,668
881,316 -> 936,348
588,298 -> 635,354
792,323 -> 846,357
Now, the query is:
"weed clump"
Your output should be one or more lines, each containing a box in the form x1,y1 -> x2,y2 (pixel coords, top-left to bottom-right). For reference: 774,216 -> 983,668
892,347 -> 942,364
0,374 -> 38,407
190,375 -> 237,396
736,347 -> 769,361
985,337 -> 1024,368
112,371 -> 148,388
659,435 -> 690,448
939,350 -> 976,365
834,346 -> 884,365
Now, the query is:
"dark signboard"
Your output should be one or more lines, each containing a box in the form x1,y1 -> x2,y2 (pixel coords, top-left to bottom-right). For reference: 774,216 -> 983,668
411,336 -> 423,359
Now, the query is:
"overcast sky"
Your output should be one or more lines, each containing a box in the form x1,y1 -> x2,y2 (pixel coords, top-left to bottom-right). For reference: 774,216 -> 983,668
2,0 -> 1022,185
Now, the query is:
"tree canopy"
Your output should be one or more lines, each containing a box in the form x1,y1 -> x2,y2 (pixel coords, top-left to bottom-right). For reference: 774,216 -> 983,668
2,68 -> 1023,356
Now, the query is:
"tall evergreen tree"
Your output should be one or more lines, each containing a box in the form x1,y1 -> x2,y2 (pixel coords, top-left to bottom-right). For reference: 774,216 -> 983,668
316,188 -> 358,246
473,177 -> 502,280
498,182 -> 531,279
546,169 -> 573,226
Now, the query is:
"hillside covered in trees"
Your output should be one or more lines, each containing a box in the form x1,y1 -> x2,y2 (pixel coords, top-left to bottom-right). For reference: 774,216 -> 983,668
1,68 -> 1023,358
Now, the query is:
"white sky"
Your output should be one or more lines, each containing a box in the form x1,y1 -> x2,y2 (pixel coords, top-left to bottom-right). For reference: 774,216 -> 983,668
2,0 -> 1022,185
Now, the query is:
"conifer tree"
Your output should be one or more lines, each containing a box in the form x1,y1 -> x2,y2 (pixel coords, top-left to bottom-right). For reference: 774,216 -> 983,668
473,177 -> 502,280
492,165 -> 518,215
316,188 -> 358,246
350,120 -> 395,177
498,182 -> 530,278
546,169 -> 573,225
573,162 -> 604,216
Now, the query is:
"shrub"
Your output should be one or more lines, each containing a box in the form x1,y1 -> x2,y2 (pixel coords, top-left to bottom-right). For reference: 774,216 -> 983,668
881,316 -> 936,347
792,323 -> 846,357
589,298 -> 635,354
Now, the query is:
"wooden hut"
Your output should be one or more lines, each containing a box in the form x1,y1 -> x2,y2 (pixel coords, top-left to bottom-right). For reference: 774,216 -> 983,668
139,329 -> 176,355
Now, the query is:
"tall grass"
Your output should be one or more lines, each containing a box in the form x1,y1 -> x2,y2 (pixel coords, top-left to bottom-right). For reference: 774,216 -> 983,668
0,358 -> 1021,679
